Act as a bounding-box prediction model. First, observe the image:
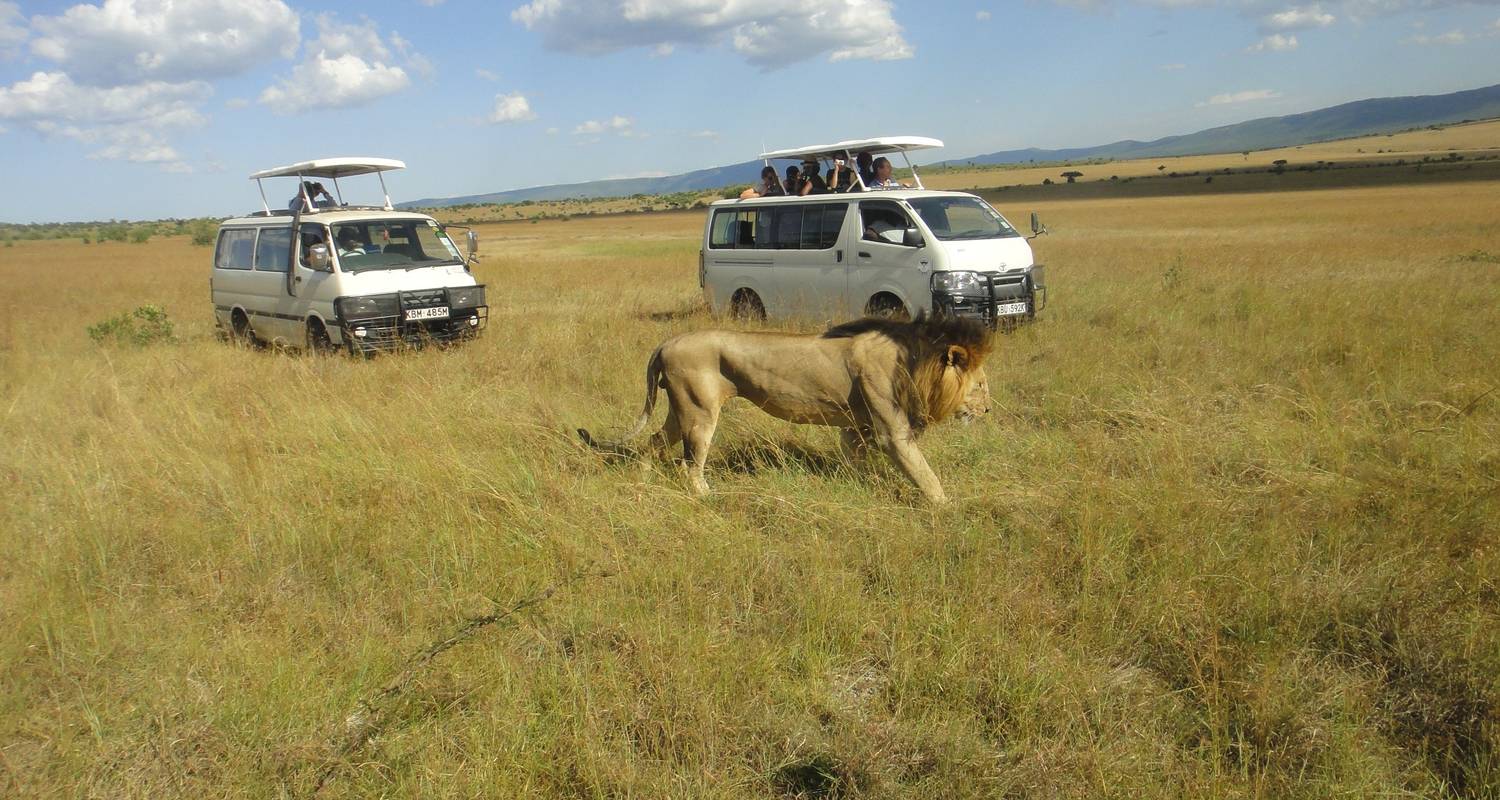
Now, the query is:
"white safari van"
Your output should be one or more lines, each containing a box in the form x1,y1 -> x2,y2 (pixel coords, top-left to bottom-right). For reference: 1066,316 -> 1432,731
700,137 -> 1047,327
211,157 -> 487,354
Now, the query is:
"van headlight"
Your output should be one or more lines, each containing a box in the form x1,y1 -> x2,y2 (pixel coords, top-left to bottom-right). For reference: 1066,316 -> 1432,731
448,285 -> 485,309
335,294 -> 399,319
931,271 -> 985,295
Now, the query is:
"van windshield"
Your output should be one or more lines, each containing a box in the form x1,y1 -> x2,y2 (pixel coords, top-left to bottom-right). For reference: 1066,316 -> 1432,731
907,197 -> 1019,241
333,219 -> 463,272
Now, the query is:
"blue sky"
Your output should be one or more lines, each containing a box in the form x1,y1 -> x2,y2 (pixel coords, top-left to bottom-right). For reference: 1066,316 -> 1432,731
1,0 -> 1497,222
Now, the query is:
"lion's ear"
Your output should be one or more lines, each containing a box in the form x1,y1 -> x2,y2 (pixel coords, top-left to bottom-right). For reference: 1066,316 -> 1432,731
945,345 -> 970,370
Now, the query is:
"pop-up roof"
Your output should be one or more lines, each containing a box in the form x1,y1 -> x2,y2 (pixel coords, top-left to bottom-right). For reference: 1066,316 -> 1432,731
758,136 -> 943,162
249,157 -> 406,214
249,157 -> 406,180
758,136 -> 943,190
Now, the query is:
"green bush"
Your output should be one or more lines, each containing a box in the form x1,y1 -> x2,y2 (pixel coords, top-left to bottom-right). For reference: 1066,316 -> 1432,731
190,224 -> 216,246
87,305 -> 176,346
130,228 -> 151,244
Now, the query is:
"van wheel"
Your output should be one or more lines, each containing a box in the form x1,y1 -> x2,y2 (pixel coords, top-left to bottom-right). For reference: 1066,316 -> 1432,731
866,294 -> 909,321
730,289 -> 766,322
306,319 -> 336,355
229,310 -> 259,348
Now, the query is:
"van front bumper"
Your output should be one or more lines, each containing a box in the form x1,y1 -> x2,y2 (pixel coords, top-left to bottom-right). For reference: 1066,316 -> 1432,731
931,266 -> 1046,328
335,287 -> 488,353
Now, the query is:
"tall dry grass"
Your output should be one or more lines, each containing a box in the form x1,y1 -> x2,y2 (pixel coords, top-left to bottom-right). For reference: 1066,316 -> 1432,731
0,178 -> 1497,798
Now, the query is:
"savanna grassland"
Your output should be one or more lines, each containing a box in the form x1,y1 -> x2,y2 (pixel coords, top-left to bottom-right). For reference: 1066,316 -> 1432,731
1,171 -> 1498,798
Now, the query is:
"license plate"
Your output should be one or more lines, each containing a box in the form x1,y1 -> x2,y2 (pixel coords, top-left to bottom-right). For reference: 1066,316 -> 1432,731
996,301 -> 1029,316
405,306 -> 450,321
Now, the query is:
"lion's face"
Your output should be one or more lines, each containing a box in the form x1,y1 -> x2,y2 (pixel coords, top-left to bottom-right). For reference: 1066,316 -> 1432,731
955,368 -> 991,423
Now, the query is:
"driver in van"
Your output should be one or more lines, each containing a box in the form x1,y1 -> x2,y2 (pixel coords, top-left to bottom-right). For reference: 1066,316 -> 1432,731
335,227 -> 366,258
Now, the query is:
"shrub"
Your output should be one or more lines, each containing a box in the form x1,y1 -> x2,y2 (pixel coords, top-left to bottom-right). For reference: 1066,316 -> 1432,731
87,305 -> 176,346
130,228 -> 151,244
190,223 -> 216,247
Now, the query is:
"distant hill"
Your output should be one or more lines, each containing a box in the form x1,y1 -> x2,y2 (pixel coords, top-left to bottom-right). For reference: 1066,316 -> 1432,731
404,84 -> 1500,208
404,161 -> 762,208
939,84 -> 1500,167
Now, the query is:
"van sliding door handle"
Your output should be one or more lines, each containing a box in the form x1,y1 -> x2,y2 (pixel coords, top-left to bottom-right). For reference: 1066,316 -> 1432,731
857,251 -> 871,258
836,250 -> 843,262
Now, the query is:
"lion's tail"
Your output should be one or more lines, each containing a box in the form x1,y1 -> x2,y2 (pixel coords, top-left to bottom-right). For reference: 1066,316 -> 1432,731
577,344 -> 665,454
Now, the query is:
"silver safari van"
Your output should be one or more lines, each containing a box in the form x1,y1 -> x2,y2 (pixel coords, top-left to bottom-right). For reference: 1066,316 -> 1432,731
211,157 -> 487,354
700,136 -> 1047,327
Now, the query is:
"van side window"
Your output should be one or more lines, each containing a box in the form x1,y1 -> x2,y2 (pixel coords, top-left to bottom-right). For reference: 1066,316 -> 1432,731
254,226 -> 292,273
770,208 -> 802,249
860,201 -> 915,245
298,223 -> 328,266
708,209 -> 761,249
803,204 -> 847,250
215,229 -> 255,270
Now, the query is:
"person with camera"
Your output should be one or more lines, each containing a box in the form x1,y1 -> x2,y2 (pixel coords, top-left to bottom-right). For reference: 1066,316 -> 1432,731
797,158 -> 829,196
288,181 -> 337,212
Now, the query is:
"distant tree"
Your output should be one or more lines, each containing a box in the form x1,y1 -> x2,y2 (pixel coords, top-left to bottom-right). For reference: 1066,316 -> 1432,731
1272,159 -> 1288,174
1042,178 -> 1054,185
1157,165 -> 1166,172
1060,170 -> 1083,184
1241,151 -> 1250,161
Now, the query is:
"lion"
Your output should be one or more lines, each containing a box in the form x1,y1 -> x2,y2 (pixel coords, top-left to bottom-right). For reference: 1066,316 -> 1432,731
577,313 -> 994,503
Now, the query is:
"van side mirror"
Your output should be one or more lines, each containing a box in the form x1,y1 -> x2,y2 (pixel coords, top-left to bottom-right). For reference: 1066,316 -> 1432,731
1029,212 -> 1048,239
465,230 -> 478,259
307,243 -> 331,271
902,227 -> 924,248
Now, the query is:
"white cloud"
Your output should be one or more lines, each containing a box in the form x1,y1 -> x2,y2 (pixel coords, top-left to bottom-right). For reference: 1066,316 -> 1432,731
258,14 -> 418,113
690,129 -> 720,138
475,67 -> 500,81
29,0 -> 299,86
1199,88 -> 1282,106
0,71 -> 208,169
1405,28 -> 1467,44
225,97 -> 249,109
1260,5 -> 1334,32
1246,33 -> 1299,51
976,9 -> 992,20
511,0 -> 913,68
489,92 -> 537,123
545,126 -> 559,135
419,0 -> 445,5
0,2 -> 26,58
574,115 -> 633,135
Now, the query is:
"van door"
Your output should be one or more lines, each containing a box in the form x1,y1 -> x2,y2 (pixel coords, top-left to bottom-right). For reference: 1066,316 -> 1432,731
272,222 -> 335,343
213,227 -> 264,333
704,207 -> 773,314
771,202 -> 850,321
850,200 -> 929,317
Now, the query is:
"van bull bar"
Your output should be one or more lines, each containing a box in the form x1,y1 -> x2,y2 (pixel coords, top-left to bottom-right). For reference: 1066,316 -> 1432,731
930,268 -> 1047,328
334,286 -> 488,352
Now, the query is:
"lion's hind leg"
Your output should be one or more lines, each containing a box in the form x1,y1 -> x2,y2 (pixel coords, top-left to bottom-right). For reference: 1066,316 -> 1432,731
667,385 -> 723,498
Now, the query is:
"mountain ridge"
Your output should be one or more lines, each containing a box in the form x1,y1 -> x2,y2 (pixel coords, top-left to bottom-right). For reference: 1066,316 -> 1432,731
404,84 -> 1500,208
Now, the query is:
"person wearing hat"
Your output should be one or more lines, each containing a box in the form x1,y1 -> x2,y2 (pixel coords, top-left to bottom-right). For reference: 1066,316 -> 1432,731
797,158 -> 829,196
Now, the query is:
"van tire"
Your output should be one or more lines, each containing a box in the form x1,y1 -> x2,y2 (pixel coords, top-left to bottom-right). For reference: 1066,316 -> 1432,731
306,318 -> 336,355
866,294 -> 909,321
229,310 -> 259,347
730,289 -> 766,322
